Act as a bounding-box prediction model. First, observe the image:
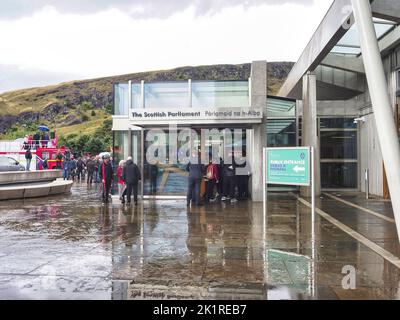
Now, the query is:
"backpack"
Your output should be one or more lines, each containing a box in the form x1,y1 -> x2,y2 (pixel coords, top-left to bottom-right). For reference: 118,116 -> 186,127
206,165 -> 216,180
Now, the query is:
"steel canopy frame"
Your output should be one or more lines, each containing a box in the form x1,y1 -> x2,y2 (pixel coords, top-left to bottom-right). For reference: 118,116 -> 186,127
351,0 -> 400,241
278,0 -> 400,99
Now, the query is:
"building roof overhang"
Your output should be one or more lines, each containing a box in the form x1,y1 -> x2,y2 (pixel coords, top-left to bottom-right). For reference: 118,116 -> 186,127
278,0 -> 400,100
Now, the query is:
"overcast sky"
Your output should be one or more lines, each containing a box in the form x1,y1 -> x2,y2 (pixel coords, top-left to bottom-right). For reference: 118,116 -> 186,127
0,0 -> 333,93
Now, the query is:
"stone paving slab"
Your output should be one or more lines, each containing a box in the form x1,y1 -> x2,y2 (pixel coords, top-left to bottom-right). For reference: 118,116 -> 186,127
0,185 -> 399,299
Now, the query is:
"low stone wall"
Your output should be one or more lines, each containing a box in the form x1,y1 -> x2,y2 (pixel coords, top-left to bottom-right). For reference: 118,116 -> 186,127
0,179 -> 73,201
0,170 -> 63,185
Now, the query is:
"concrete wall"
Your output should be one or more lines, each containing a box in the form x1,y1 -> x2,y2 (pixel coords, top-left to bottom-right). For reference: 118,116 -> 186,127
359,113 -> 384,196
316,100 -> 360,117
0,170 -> 63,185
0,179 -> 73,201
356,47 -> 399,196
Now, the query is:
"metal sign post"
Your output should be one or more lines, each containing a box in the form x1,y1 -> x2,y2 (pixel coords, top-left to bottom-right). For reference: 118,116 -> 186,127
263,146 -> 315,297
310,146 -> 315,298
311,146 -> 315,221
263,148 -> 267,223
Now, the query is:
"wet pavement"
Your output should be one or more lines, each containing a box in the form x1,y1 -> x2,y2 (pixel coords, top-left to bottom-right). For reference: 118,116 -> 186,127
0,184 -> 399,299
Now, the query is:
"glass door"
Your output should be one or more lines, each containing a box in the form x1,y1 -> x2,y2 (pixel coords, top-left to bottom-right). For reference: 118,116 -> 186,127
143,129 -> 188,197
319,118 -> 358,189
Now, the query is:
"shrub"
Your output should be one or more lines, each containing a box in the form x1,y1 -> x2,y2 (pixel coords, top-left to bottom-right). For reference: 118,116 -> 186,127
81,101 -> 93,111
85,137 -> 106,155
104,103 -> 112,115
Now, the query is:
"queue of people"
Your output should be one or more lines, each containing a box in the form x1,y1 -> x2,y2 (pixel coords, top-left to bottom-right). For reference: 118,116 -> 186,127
22,142 -> 248,206
53,149 -> 106,184
186,150 -> 251,207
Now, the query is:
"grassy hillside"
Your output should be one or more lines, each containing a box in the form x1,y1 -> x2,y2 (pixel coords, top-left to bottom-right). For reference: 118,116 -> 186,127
0,62 -> 294,143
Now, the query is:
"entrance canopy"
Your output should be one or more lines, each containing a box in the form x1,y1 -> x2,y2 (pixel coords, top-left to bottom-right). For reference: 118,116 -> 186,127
278,0 -> 400,100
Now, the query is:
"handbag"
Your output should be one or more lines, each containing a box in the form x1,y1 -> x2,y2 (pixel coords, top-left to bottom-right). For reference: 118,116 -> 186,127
206,165 -> 214,180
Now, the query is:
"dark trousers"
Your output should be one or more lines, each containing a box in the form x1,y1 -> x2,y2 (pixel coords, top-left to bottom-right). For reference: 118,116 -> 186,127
187,178 -> 201,205
87,170 -> 94,184
217,178 -> 223,198
77,169 -> 83,180
102,182 -> 111,203
150,176 -> 157,195
125,183 -> 138,204
223,176 -> 236,198
237,175 -> 249,199
205,180 -> 216,202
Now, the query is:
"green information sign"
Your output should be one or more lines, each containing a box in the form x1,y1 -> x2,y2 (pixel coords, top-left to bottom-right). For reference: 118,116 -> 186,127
266,147 -> 310,186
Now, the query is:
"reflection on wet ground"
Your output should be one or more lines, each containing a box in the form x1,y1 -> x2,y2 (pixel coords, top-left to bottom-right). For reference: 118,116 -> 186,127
0,184 -> 399,299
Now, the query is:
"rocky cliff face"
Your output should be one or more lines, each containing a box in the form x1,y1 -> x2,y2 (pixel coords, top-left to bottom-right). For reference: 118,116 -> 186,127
0,62 -> 294,135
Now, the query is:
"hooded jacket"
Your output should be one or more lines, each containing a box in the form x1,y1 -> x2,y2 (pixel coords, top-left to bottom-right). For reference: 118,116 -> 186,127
122,160 -> 141,184
186,156 -> 204,180
99,161 -> 113,184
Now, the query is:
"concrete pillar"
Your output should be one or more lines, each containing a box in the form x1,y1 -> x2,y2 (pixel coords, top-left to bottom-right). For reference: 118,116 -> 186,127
301,72 -> 321,197
250,61 -> 267,202
352,0 -> 400,241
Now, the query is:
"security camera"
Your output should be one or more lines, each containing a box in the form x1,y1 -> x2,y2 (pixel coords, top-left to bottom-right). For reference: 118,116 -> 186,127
353,116 -> 366,124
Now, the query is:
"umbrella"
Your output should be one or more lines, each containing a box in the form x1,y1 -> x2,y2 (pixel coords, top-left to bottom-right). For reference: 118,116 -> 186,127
38,125 -> 49,132
99,152 -> 111,159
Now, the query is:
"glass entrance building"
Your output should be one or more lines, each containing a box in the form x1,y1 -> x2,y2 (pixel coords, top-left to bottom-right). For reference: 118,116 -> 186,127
111,61 -> 364,200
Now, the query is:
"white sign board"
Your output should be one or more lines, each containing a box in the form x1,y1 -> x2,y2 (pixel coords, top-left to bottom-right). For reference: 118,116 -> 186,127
129,107 -> 263,124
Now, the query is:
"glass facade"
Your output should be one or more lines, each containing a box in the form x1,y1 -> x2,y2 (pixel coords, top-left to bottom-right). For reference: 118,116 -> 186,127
114,83 -> 129,115
266,98 -> 297,148
144,82 -> 189,109
266,97 -> 298,189
267,98 -> 296,118
267,120 -> 297,147
143,130 -> 188,196
114,80 -> 250,114
113,131 -> 129,167
321,163 -> 358,189
320,131 -> 357,159
320,118 -> 358,189
113,88 -> 360,194
132,84 -> 141,109
191,81 -> 249,108
141,128 -> 247,196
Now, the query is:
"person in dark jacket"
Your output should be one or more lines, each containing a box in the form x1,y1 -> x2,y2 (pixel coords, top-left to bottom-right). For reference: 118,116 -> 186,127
76,157 -> 85,181
122,156 -> 141,205
150,163 -> 158,195
186,150 -> 205,207
86,157 -> 95,184
25,147 -> 32,171
236,152 -> 250,200
56,150 -> 63,169
42,157 -> 48,170
33,132 -> 40,149
93,155 -> 100,183
216,157 -> 224,200
222,153 -> 237,203
99,154 -> 113,204
42,132 -> 49,148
